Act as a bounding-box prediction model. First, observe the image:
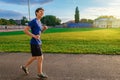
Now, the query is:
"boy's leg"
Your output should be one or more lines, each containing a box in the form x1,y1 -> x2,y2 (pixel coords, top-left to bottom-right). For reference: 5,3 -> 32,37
37,55 -> 48,78
37,55 -> 43,74
21,57 -> 36,74
24,57 -> 37,67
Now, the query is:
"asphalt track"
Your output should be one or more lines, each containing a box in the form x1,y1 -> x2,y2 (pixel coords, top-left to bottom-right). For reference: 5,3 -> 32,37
0,53 -> 120,80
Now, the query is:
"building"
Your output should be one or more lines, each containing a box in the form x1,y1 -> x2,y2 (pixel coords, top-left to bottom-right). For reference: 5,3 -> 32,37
93,17 -> 120,28
15,20 -> 21,25
63,20 -> 92,28
67,23 -> 92,28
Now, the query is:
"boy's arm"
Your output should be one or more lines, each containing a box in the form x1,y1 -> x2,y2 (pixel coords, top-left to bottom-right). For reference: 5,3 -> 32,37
42,25 -> 48,32
24,26 -> 40,39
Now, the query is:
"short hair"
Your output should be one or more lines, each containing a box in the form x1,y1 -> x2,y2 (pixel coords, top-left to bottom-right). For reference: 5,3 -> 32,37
35,7 -> 44,16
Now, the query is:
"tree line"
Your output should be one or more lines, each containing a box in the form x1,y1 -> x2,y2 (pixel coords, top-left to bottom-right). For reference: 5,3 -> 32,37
0,16 -> 28,25
0,18 -> 17,25
0,15 -> 61,26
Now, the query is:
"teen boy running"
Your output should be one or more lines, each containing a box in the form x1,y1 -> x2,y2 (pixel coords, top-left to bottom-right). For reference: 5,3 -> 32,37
21,7 -> 48,78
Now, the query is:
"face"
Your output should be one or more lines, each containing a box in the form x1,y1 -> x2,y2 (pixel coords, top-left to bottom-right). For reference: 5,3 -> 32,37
36,10 -> 44,18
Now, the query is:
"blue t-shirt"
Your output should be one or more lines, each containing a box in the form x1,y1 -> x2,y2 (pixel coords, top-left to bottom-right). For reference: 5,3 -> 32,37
28,18 -> 43,45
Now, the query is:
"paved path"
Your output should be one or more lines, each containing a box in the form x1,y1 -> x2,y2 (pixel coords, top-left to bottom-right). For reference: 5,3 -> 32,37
0,53 -> 120,80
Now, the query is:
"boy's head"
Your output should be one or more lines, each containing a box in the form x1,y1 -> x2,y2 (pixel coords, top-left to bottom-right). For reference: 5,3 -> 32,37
35,7 -> 44,17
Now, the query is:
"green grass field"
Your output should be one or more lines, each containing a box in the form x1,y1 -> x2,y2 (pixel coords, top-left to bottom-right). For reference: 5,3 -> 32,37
0,28 -> 120,54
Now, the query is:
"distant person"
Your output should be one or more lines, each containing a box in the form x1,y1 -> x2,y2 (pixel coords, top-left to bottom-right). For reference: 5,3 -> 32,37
5,26 -> 7,30
21,7 -> 48,79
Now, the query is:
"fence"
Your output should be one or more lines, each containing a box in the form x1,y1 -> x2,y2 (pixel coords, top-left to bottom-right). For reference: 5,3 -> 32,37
0,25 -> 25,32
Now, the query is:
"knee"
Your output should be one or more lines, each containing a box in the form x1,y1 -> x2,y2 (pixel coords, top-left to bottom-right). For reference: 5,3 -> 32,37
37,56 -> 43,61
32,57 -> 37,61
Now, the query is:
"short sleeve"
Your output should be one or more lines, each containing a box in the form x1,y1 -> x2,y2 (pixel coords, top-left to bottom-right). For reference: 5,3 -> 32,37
28,21 -> 33,28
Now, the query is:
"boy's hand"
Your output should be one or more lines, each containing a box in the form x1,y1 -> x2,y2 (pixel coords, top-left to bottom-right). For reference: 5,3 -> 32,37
42,25 -> 48,32
33,35 -> 40,39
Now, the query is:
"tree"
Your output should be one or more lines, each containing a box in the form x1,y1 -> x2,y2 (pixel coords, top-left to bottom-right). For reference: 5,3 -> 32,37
80,18 -> 93,23
41,15 -> 61,27
74,6 -> 80,23
80,18 -> 87,23
21,16 -> 28,25
0,18 -> 17,25
55,18 -> 61,25
95,15 -> 116,20
87,19 -> 93,24
9,19 -> 16,25
0,18 -> 9,25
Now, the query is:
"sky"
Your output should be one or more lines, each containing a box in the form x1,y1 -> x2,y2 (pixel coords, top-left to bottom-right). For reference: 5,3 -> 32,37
0,0 -> 120,23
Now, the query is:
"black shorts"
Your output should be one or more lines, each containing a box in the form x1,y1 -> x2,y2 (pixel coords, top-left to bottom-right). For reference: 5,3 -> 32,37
30,44 -> 42,56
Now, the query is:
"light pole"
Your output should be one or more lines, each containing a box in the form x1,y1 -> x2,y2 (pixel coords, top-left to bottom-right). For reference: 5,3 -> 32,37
28,0 -> 30,21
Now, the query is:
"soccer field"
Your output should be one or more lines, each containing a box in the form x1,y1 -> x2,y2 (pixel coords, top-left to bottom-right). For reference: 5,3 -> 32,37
0,28 -> 120,54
